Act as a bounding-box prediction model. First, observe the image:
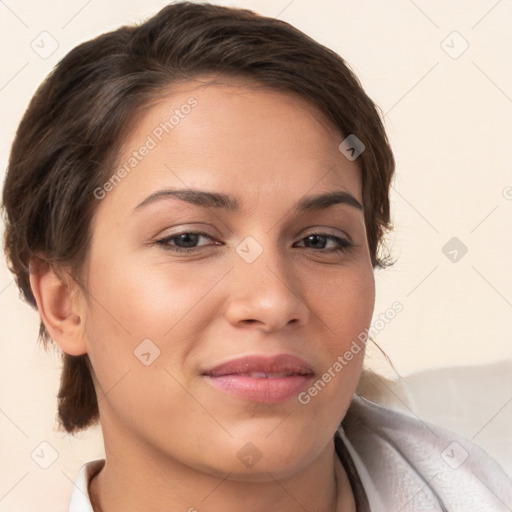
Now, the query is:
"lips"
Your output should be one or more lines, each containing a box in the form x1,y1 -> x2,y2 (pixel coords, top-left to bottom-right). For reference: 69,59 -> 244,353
202,354 -> 314,403
237,371 -> 300,378
203,354 -> 314,378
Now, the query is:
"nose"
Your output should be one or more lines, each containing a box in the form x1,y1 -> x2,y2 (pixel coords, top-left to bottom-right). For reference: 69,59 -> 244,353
224,244 -> 310,333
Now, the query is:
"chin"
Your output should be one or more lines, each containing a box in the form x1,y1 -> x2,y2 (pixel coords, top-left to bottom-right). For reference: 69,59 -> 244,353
197,439 -> 320,482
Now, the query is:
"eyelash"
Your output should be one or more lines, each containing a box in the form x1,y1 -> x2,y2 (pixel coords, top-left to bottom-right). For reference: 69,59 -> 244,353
154,231 -> 353,254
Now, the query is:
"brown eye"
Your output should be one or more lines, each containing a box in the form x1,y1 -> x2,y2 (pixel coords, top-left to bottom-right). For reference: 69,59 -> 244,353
171,233 -> 202,248
155,232 -> 220,252
295,234 -> 352,252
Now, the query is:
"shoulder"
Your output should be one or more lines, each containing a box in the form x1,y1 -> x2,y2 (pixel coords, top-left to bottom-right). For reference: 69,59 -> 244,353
340,395 -> 512,511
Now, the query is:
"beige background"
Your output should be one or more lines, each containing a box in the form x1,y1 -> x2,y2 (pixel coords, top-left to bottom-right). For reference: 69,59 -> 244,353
1,0 -> 511,510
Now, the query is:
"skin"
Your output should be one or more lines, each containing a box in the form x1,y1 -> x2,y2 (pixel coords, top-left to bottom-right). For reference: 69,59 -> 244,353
30,80 -> 375,512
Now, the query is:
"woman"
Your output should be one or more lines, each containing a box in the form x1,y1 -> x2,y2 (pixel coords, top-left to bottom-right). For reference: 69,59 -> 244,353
2,2 -> 511,511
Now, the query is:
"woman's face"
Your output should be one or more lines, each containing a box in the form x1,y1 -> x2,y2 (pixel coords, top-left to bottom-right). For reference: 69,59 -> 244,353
81,80 -> 375,479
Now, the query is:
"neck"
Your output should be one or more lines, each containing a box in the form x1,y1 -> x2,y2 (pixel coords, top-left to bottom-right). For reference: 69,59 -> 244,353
88,431 -> 355,512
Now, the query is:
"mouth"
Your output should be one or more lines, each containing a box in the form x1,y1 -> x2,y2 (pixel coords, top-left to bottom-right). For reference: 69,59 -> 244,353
201,354 -> 315,403
225,371 -> 308,378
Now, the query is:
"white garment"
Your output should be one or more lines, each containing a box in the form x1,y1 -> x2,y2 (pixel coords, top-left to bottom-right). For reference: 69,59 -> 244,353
340,396 -> 512,511
68,395 -> 512,511
68,458 -> 104,512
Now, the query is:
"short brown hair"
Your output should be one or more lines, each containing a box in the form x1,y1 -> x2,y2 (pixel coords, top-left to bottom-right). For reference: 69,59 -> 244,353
2,1 -> 395,434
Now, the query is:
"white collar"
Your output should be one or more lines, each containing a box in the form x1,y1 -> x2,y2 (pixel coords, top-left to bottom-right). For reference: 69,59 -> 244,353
68,458 -> 104,512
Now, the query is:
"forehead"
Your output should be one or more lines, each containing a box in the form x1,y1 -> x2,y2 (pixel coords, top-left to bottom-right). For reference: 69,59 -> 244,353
99,80 -> 362,216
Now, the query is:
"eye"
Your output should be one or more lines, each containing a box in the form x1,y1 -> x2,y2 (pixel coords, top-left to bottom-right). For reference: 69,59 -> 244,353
294,234 -> 352,252
155,231 -> 220,252
154,231 -> 352,254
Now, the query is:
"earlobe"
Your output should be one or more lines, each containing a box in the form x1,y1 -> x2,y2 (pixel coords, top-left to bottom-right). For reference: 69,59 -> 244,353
29,259 -> 87,356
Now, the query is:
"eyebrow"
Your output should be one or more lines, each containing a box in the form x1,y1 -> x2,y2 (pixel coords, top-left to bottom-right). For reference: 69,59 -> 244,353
133,188 -> 363,214
296,190 -> 363,212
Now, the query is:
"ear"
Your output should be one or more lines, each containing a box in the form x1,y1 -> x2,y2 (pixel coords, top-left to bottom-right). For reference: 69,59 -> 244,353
29,259 -> 88,356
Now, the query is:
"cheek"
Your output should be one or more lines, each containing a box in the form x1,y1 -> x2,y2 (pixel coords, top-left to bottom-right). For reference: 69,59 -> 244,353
87,247 -> 220,334
299,271 -> 374,417
307,265 -> 374,394
306,262 -> 375,344
82,250 -> 223,385
81,262 -> 207,427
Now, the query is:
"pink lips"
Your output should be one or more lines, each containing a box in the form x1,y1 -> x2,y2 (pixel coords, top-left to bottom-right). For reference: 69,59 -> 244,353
202,354 -> 314,403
